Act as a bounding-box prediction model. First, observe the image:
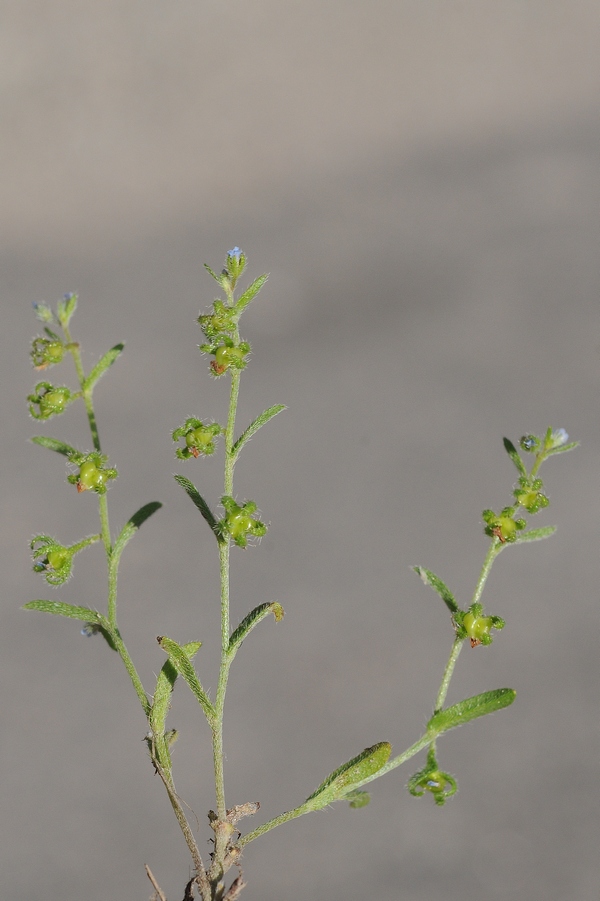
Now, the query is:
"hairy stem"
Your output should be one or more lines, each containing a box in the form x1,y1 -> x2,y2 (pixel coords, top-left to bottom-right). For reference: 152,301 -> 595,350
212,366 -> 242,825
109,628 -> 150,716
434,636 -> 463,713
239,732 -> 433,848
65,326 -> 101,453
151,755 -> 209,894
471,539 -> 504,608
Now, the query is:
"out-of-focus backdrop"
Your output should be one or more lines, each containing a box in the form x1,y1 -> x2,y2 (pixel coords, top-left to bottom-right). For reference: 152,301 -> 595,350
2,3 -> 600,900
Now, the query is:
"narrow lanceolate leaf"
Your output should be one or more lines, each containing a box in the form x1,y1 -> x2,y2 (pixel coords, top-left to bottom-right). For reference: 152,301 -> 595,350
128,501 -> 163,531
306,742 -> 392,807
157,636 -> 215,721
413,566 -> 459,614
44,327 -> 61,341
83,343 -> 125,392
150,641 -> 201,773
23,600 -> 103,623
231,405 -> 286,461
31,436 -> 78,457
173,475 -> 219,537
427,688 -> 516,738
235,273 -> 269,313
24,601 -> 116,650
547,440 -> 580,456
228,603 -> 284,658
503,437 -> 527,477
203,263 -> 226,286
112,502 -> 163,559
515,526 -> 556,543
151,641 -> 201,733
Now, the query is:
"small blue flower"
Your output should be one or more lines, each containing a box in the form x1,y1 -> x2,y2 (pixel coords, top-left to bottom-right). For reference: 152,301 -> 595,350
227,246 -> 242,260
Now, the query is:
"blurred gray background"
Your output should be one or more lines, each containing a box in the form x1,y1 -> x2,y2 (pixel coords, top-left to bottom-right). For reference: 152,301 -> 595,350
2,3 -> 600,900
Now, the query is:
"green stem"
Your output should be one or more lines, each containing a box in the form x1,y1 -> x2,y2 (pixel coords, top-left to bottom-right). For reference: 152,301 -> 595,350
211,366 -> 242,822
98,492 -> 112,561
224,368 -> 241,496
109,628 -> 150,717
107,529 -> 119,628
239,732 -> 433,848
68,534 -> 101,554
65,322 -> 148,726
212,540 -> 231,820
470,539 -> 504,607
65,310 -> 199,884
65,326 -> 111,560
434,636 -> 463,713
434,539 -> 505,714
65,327 -> 101,452
151,753 -> 208,892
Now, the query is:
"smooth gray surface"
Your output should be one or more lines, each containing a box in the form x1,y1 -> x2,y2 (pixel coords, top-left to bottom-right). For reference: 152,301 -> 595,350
2,4 -> 600,900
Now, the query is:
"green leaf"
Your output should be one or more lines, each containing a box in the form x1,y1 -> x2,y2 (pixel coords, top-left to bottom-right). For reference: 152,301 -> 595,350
413,566 -> 459,614
128,501 -> 163,531
173,475 -> 220,537
231,404 -> 286,462
44,327 -> 61,341
150,641 -> 201,773
23,600 -> 103,622
112,501 -> 162,561
306,742 -> 392,807
23,601 -> 117,650
514,526 -> 556,543
235,273 -> 269,314
546,441 -> 580,456
157,635 -> 215,721
503,437 -> 527,477
83,343 -> 124,392
203,263 -> 227,286
228,602 -> 284,658
31,436 -> 78,457
427,688 -> 516,738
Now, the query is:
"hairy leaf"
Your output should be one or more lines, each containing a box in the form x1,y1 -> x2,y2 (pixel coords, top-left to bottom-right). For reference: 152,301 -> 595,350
83,343 -> 124,392
231,405 -> 286,461
112,502 -> 162,560
306,742 -> 391,806
514,526 -> 556,543
228,602 -> 284,658
413,566 -> 459,614
157,635 -> 215,721
235,273 -> 269,313
23,600 -> 102,622
503,437 -> 527,476
31,436 -> 78,457
150,641 -> 201,773
173,475 -> 219,536
427,688 -> 516,738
